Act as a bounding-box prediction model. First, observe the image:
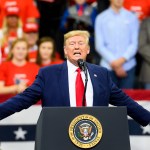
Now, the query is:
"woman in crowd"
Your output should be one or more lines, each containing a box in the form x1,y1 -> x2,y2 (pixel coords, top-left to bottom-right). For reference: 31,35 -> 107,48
36,37 -> 64,67
0,38 -> 39,95
0,5 -> 23,62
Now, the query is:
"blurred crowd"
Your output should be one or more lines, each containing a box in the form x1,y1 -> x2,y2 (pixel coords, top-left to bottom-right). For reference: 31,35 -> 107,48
0,0 -> 150,97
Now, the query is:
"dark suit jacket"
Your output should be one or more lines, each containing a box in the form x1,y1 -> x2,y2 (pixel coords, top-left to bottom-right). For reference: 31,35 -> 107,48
0,61 -> 150,126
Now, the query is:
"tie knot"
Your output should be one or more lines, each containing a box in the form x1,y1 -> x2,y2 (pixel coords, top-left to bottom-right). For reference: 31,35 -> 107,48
76,68 -> 82,73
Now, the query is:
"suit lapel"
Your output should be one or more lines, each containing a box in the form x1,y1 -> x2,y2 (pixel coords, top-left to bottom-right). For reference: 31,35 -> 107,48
59,61 -> 70,106
87,64 -> 105,106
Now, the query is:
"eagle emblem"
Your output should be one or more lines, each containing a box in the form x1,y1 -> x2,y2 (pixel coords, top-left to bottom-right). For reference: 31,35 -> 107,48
78,123 -> 94,140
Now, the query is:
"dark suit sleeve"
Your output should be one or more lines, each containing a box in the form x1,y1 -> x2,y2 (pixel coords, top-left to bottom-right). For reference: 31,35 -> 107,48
107,71 -> 150,126
0,69 -> 44,120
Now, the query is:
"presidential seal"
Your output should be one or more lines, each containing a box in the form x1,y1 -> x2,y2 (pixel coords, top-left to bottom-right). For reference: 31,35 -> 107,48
69,114 -> 103,149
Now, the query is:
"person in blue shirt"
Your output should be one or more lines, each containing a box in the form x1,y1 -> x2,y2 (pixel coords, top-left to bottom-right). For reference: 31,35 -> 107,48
95,0 -> 139,89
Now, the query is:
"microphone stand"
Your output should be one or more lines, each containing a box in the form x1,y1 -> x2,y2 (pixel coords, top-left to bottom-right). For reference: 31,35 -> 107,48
82,63 -> 88,106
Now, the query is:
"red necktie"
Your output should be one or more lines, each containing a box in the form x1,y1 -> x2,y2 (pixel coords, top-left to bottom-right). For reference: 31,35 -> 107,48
78,5 -> 83,16
76,68 -> 86,106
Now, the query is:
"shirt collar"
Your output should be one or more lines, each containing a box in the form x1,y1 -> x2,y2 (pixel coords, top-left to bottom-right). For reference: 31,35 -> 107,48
67,60 -> 78,73
108,7 -> 124,15
76,3 -> 87,9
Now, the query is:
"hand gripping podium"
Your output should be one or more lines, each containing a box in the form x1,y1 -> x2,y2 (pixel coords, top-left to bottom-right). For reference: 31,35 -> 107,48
35,107 -> 131,150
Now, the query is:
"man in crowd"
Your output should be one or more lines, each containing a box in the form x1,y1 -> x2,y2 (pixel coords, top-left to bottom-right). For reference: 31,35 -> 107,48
0,30 -> 149,127
23,22 -> 39,62
60,0 -> 99,64
95,0 -> 139,88
60,0 -> 97,33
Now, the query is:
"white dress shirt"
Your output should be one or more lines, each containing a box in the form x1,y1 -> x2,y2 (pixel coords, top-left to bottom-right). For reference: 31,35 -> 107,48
67,60 -> 93,107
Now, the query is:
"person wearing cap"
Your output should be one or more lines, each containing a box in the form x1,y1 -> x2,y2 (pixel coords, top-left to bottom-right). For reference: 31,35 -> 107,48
0,0 -> 40,28
0,5 -> 23,62
23,22 -> 39,62
124,0 -> 150,21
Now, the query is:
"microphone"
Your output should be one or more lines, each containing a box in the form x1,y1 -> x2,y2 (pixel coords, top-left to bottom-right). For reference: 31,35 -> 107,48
77,59 -> 88,106
77,59 -> 86,71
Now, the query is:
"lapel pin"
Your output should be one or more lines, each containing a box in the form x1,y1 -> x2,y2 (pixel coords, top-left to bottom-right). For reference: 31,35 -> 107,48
94,74 -> 97,77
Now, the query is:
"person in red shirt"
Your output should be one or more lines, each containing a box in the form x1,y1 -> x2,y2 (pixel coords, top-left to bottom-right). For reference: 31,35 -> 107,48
0,38 -> 39,95
23,22 -> 39,62
36,37 -> 64,67
0,0 -> 40,28
124,0 -> 150,21
0,5 -> 23,62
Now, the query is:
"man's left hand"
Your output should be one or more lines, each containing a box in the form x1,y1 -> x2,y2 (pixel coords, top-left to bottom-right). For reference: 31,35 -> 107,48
114,66 -> 127,78
111,57 -> 126,69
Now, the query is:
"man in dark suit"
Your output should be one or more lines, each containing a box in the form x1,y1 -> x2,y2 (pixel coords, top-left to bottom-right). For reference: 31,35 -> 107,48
0,30 -> 150,126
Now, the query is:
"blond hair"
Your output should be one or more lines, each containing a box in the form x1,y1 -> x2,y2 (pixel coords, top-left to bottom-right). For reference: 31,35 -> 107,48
64,30 -> 90,45
1,17 -> 22,47
7,38 -> 29,61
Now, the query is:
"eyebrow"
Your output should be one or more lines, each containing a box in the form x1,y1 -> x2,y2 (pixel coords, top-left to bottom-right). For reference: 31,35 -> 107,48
69,41 -> 85,43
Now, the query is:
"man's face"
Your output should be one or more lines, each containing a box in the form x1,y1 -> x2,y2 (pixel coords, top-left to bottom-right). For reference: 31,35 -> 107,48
64,35 -> 90,65
6,15 -> 18,28
110,0 -> 124,8
74,0 -> 86,5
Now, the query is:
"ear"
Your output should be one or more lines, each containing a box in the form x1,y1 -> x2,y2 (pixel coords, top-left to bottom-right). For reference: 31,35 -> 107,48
64,46 -> 67,55
87,46 -> 90,54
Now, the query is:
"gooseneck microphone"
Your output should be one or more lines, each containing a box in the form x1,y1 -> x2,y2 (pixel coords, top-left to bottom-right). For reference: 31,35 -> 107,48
77,59 -> 86,71
77,59 -> 88,106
